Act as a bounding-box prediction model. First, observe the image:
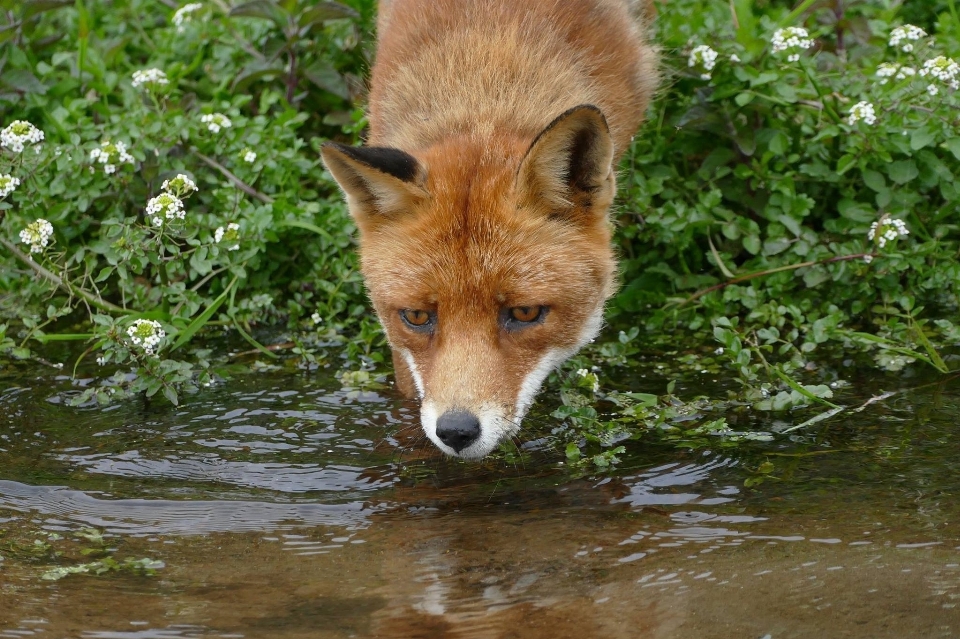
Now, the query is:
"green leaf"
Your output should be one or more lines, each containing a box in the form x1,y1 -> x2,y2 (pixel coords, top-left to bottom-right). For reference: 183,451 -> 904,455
836,154 -> 856,175
944,138 -> 960,161
169,278 -> 237,353
298,1 -> 358,27
276,219 -> 336,243
230,0 -> 287,27
888,159 -> 919,185
861,169 -> 886,193
910,128 -> 936,151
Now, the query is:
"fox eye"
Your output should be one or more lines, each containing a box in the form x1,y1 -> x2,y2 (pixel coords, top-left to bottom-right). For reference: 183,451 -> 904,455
400,309 -> 434,331
505,305 -> 546,329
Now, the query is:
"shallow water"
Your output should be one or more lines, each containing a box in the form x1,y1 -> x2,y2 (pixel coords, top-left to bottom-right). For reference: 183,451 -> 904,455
1,364 -> 959,638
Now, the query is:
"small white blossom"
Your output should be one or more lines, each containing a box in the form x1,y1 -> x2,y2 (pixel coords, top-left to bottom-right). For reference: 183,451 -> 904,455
200,113 -> 232,134
146,192 -> 185,226
730,54 -> 741,63
0,174 -> 20,198
161,173 -> 198,196
214,222 -> 240,250
868,216 -> 909,249
311,312 -> 323,325
243,150 -> 257,163
927,83 -> 939,96
863,255 -> 873,264
172,3 -> 203,32
1,120 -> 45,153
19,219 -> 54,254
576,368 -> 589,377
771,27 -> 814,61
126,319 -> 165,356
847,101 -> 877,126
714,347 -> 724,355
132,68 -> 169,89
689,44 -> 719,80
876,63 -> 916,84
90,140 -> 135,172
919,56 -> 960,93
888,25 -> 926,52
96,356 -> 106,366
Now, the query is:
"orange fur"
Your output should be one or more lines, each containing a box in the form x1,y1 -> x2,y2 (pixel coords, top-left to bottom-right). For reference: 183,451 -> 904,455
321,0 -> 659,458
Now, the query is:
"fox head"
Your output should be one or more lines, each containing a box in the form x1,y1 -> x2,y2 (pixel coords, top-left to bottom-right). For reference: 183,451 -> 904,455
321,105 -> 617,459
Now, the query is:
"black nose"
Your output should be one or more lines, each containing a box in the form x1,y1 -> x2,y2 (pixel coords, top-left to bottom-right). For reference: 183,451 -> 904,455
435,411 -> 481,452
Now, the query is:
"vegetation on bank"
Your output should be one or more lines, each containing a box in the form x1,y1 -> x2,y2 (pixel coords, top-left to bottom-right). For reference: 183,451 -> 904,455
1,0 -> 958,466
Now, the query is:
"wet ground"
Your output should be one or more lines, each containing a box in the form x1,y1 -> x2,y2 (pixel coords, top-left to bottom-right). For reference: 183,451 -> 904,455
1,362 -> 959,638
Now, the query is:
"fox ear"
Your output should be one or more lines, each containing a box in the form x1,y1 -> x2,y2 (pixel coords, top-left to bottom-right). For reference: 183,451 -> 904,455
516,105 -> 615,219
321,143 -> 428,227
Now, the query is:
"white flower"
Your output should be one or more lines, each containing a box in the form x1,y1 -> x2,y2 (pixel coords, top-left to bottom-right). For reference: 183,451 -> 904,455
200,113 -> 232,134
919,56 -> 960,93
863,255 -> 873,264
927,83 -> 939,96
90,140 -> 135,172
771,27 -> 814,61
172,3 -> 203,32
689,44 -> 719,79
243,150 -> 257,163
146,192 -> 185,226
96,356 -> 106,366
214,222 -> 240,250
730,54 -> 741,63
889,25 -> 926,52
847,101 -> 877,126
0,173 -> 20,198
311,312 -> 322,325
576,368 -> 589,377
876,63 -> 916,84
126,319 -> 165,356
161,173 -> 198,195
19,219 -> 54,254
868,216 -> 909,249
1,120 -> 44,153
714,347 -> 724,355
131,68 -> 169,89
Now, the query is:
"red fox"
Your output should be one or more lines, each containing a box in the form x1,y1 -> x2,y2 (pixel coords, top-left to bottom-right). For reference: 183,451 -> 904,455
322,0 -> 659,459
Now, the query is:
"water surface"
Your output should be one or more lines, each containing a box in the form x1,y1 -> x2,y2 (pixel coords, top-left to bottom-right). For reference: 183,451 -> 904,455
1,364 -> 959,638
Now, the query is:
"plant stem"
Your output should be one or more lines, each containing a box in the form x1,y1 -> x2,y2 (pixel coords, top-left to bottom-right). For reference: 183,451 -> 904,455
192,150 -> 274,204
681,252 -> 873,305
0,236 -> 132,315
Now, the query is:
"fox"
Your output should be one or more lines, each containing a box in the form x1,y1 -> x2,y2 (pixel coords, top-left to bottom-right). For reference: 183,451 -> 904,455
321,0 -> 659,459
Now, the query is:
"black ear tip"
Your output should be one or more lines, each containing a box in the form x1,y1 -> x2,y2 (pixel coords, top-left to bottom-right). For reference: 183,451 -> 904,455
322,144 -> 421,184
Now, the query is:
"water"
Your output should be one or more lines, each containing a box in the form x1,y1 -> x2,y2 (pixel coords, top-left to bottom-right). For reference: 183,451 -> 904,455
1,364 -> 959,638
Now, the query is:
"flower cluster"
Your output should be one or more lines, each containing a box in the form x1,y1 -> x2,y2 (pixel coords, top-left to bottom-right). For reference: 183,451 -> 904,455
1,120 -> 45,153
242,149 -> 257,163
126,319 -> 165,356
0,173 -> 20,198
19,219 -> 54,254
868,217 -> 909,248
919,56 -> 959,96
132,68 -> 169,89
214,222 -> 240,250
889,25 -> 926,53
200,113 -> 232,133
771,27 -> 814,62
146,174 -> 197,227
161,173 -> 198,196
575,367 -> 600,393
89,140 -> 135,174
875,62 -> 916,84
688,44 -> 719,80
146,193 -> 185,226
847,101 -> 877,126
172,3 -> 203,32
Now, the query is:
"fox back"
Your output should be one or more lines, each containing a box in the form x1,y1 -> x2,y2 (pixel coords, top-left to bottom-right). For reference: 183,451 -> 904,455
322,0 -> 659,458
